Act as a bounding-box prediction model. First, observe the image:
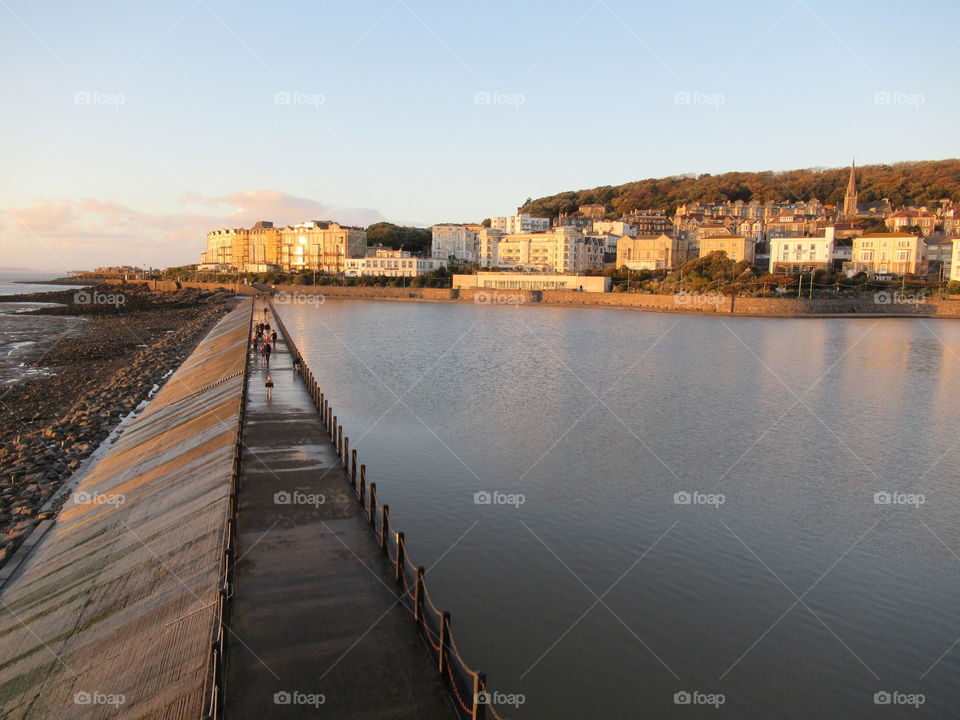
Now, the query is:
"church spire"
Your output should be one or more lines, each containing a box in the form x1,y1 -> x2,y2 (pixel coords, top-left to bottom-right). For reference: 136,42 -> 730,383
842,159 -> 858,217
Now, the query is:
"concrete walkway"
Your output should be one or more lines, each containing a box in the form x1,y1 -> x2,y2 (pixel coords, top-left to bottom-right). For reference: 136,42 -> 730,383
224,302 -> 456,719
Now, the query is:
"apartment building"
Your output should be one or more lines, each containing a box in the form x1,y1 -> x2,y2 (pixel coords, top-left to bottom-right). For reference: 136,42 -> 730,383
489,211 -> 551,234
431,224 -> 479,262
345,247 -> 445,277
847,232 -> 926,277
616,234 -> 689,270
885,210 -> 937,237
480,227 -> 604,273
200,228 -> 249,269
768,227 -> 836,273
699,235 -> 756,263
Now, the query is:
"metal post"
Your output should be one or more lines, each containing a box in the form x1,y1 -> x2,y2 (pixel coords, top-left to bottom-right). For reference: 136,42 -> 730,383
368,482 -> 376,526
359,464 -> 366,505
414,566 -> 425,623
381,505 -> 389,549
396,532 -> 405,584
472,672 -> 487,720
439,611 -> 451,674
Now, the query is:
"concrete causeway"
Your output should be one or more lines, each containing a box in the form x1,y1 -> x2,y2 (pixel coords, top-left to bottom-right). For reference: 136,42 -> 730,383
224,301 -> 455,719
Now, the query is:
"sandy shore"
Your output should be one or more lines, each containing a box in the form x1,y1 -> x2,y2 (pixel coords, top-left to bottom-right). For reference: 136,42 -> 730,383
0,284 -> 235,563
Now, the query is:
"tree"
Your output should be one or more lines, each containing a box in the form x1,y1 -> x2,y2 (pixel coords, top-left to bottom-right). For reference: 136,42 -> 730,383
365,222 -> 432,255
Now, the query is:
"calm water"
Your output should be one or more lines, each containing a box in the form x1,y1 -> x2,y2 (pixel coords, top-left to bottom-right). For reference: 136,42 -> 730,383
0,278 -> 86,385
278,298 -> 960,719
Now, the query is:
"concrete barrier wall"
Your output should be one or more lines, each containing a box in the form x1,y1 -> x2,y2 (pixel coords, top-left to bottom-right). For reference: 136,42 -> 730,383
0,301 -> 252,718
98,278 -> 960,317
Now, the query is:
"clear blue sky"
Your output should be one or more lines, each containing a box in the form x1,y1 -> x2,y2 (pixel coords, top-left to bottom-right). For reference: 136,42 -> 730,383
1,0 -> 957,271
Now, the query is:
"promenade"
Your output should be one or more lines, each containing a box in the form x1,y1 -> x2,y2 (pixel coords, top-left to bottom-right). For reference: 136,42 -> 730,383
224,301 -> 455,719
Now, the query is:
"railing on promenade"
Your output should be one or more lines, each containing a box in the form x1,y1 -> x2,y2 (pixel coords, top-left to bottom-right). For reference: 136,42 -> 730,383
203,299 -> 254,720
267,295 -> 503,720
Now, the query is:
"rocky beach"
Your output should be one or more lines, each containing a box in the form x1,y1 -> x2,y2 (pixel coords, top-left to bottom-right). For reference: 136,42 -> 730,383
0,283 -> 235,564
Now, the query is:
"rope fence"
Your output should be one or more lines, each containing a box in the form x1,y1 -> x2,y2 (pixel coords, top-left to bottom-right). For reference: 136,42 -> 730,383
267,296 -> 501,720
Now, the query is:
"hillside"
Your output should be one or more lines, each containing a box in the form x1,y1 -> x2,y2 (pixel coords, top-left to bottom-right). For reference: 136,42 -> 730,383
520,159 -> 960,218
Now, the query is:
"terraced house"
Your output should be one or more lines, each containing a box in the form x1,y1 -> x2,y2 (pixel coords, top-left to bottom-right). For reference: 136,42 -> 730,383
847,232 -> 926,277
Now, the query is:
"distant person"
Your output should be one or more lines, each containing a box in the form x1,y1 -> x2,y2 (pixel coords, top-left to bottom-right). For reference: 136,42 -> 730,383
271,330 -> 277,344
265,375 -> 274,400
264,343 -> 272,365
293,356 -> 302,374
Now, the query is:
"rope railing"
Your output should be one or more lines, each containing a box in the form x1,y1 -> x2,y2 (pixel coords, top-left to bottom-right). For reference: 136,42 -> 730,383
267,296 -> 499,720
203,297 -> 254,720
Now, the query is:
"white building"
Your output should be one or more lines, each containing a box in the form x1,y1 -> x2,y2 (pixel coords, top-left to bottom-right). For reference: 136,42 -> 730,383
592,220 -> 636,237
479,227 -> 605,273
344,248 -> 445,277
769,227 -> 836,273
431,224 -> 480,263
453,273 -> 610,292
489,211 -> 551,234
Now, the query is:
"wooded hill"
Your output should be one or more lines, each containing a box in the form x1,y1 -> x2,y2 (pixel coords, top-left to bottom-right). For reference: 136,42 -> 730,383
520,159 -> 960,219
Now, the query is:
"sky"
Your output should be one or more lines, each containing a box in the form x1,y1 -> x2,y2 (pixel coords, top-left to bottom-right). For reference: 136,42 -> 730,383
0,0 -> 957,273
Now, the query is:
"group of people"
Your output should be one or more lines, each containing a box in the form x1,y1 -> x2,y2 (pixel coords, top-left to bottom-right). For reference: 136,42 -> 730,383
253,321 -> 278,366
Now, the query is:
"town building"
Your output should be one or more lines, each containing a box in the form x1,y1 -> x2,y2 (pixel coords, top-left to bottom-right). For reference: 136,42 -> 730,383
699,235 -> 756,263
842,161 -> 859,217
480,227 -> 605,273
622,211 -> 673,235
885,210 -> 938,237
578,204 -> 607,219
616,234 -> 689,270
768,227 -> 836,273
452,273 -> 610,292
277,221 -> 367,274
200,228 -> 248,270
592,220 -> 636,237
431,224 -> 479,262
847,232 -> 926,277
345,247 -> 444,277
489,210 -> 550,234
554,213 -> 593,231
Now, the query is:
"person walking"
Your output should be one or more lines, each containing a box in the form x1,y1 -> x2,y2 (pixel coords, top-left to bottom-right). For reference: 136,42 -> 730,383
265,374 -> 274,400
264,342 -> 272,365
271,330 -> 277,344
